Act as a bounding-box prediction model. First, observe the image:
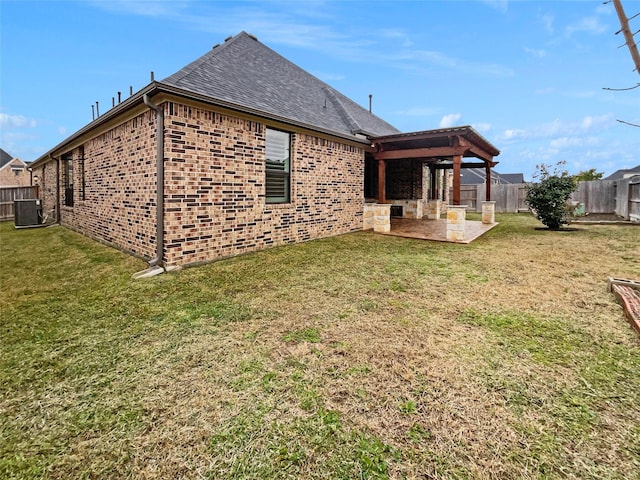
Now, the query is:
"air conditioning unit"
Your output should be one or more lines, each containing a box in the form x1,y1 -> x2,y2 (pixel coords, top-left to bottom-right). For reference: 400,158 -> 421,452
14,199 -> 43,227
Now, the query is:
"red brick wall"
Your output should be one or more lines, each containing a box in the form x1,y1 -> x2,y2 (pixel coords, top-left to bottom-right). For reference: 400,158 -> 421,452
0,159 -> 31,187
34,110 -> 158,259
162,102 -> 365,266
32,100 -> 366,267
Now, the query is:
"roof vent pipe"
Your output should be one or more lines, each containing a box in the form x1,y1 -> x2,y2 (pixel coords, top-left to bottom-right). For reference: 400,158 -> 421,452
369,94 -> 373,113
130,86 -> 133,96
118,91 -> 122,104
112,97 -> 115,108
150,71 -> 155,82
91,104 -> 95,121
96,101 -> 100,117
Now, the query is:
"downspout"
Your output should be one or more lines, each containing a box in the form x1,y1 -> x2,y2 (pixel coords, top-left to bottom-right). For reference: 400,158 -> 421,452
54,155 -> 61,224
136,93 -> 166,277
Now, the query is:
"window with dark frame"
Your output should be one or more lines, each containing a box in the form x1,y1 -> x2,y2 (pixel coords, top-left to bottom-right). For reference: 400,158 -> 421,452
265,128 -> 291,203
63,154 -> 74,207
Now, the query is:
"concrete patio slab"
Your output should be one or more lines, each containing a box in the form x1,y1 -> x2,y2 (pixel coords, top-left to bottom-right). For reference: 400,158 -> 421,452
381,218 -> 498,244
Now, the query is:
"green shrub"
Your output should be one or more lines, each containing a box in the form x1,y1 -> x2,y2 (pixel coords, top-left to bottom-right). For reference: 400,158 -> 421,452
525,162 -> 577,230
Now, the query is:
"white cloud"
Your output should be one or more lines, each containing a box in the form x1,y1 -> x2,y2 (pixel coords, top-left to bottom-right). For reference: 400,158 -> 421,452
87,0 -> 190,17
595,4 -> 613,16
539,12 -> 554,34
497,114 -> 615,143
565,90 -> 596,99
380,29 -> 413,48
565,16 -> 608,37
502,128 -> 526,140
0,113 -> 37,128
403,50 -> 514,78
440,113 -> 462,128
480,0 -> 508,14
549,136 -> 600,149
535,87 -> 556,95
473,123 -> 492,134
396,107 -> 441,117
524,47 -> 546,58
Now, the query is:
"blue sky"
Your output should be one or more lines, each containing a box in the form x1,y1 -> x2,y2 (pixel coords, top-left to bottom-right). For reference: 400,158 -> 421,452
1,0 -> 639,179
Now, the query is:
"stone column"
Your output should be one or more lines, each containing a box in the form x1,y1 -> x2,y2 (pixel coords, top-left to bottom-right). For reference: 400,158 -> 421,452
373,203 -> 391,233
481,201 -> 496,224
446,205 -> 466,241
363,204 -> 375,230
426,199 -> 442,220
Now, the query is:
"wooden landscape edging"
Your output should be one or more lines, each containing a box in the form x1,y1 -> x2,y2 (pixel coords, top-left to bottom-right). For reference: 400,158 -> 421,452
609,278 -> 640,339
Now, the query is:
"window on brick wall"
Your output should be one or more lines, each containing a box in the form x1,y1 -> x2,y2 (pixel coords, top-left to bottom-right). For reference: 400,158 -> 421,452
63,154 -> 74,207
265,128 -> 291,203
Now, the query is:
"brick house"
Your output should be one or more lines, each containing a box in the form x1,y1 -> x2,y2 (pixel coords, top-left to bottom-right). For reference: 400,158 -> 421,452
31,32 -> 499,270
0,148 -> 31,187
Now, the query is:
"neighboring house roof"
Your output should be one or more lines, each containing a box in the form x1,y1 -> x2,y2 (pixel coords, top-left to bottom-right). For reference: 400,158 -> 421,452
0,148 -> 14,168
162,32 -> 400,139
499,173 -> 525,184
459,168 -> 523,185
603,164 -> 640,180
460,168 -> 498,185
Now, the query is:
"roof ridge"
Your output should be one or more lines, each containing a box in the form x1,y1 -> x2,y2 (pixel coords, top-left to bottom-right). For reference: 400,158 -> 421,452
322,86 -> 360,133
163,31 -> 252,84
159,32 -> 400,139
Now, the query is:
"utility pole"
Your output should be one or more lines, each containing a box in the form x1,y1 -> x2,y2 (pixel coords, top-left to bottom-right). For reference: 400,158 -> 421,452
612,0 -> 640,75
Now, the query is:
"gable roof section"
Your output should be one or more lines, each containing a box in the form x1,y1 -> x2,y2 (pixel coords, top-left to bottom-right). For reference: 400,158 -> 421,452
162,32 -> 400,139
0,148 -> 13,168
500,173 -> 525,184
459,169 -> 524,185
604,164 -> 640,180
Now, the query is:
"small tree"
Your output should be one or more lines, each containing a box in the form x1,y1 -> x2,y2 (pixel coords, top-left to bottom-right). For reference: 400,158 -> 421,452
525,162 -> 577,230
575,168 -> 604,182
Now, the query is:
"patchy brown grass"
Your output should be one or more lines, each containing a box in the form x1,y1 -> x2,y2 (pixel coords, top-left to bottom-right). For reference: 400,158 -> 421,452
1,215 -> 639,479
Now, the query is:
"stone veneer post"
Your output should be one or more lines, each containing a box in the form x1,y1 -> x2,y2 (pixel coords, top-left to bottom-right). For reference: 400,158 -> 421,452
363,203 -> 375,230
446,205 -> 466,241
373,203 -> 391,233
426,199 -> 442,220
482,201 -> 496,224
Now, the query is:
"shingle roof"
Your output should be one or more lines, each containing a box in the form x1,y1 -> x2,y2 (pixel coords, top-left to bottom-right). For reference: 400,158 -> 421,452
499,173 -> 525,184
161,32 -> 400,139
603,164 -> 640,180
459,168 -> 524,185
0,148 -> 13,168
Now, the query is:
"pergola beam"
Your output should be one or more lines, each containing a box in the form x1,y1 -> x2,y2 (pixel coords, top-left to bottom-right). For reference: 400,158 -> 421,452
430,161 -> 491,170
374,146 -> 467,160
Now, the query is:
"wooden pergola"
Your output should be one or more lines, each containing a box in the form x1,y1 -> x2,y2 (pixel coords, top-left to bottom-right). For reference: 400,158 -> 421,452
370,126 -> 500,205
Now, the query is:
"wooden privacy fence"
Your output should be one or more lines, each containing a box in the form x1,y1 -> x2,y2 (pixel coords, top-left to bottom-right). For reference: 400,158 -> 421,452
569,180 -> 616,214
0,186 -> 39,221
450,184 -> 528,213
451,180 -> 631,217
630,181 -> 640,222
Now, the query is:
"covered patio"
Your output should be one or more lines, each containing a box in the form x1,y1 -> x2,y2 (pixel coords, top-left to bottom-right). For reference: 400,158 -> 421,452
363,126 -> 501,243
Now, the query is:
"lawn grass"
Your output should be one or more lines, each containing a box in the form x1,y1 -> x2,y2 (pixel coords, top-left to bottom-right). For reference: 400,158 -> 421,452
1,215 -> 639,479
